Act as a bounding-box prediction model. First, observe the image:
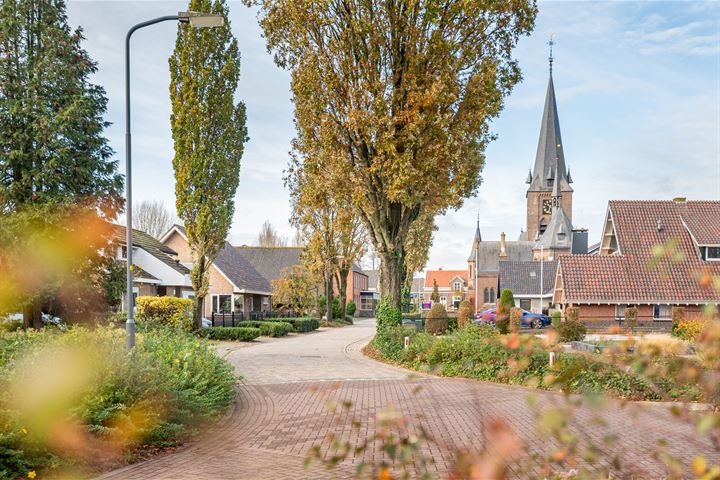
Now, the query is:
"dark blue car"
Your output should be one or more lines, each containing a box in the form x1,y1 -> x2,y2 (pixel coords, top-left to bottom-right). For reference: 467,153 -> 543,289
474,308 -> 550,329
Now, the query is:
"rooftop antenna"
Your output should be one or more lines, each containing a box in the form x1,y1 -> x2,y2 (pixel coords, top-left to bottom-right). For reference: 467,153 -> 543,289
548,33 -> 555,75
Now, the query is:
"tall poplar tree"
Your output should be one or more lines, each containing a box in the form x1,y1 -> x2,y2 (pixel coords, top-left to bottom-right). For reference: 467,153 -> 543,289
249,0 -> 536,308
170,0 -> 248,328
0,0 -> 123,327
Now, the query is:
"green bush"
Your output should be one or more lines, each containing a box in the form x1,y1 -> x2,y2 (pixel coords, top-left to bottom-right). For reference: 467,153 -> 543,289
498,289 -> 515,315
346,300 -> 357,317
555,320 -> 586,342
0,319 -> 22,333
136,296 -> 193,333
265,317 -> 320,333
234,321 -> 293,337
371,325 -> 692,402
551,311 -> 561,327
376,296 -> 402,332
496,318 -> 510,334
197,327 -> 261,341
426,304 -> 449,335
0,327 -> 236,476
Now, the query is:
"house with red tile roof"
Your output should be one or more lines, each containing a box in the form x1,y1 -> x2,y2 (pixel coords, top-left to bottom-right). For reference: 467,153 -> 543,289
553,199 -> 720,327
423,269 -> 469,311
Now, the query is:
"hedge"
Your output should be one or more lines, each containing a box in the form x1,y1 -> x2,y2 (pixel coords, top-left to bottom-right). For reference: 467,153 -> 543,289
197,327 -> 261,341
136,296 -> 193,333
235,321 -> 293,337
264,317 -> 320,333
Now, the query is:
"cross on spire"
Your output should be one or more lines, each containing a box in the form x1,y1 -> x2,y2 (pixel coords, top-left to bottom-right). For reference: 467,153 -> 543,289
548,34 -> 555,75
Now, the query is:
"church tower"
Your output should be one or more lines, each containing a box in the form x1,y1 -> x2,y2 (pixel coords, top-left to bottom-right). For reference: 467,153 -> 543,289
525,39 -> 573,242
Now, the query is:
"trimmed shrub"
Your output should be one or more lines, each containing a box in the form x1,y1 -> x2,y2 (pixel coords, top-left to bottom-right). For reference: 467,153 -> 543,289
136,296 -> 193,333
496,318 -> 510,334
672,318 -> 706,342
376,296 -> 402,332
346,300 -> 357,317
457,300 -> 472,329
551,311 -> 562,327
625,307 -> 638,332
197,327 -> 261,341
555,320 -> 586,342
509,307 -> 522,333
566,306 -> 581,323
234,321 -> 293,337
426,304 -> 449,335
265,317 -> 320,333
498,289 -> 515,314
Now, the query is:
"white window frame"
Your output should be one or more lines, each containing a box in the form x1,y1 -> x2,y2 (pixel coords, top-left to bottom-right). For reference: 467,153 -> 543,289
439,296 -> 447,304
706,246 -> 720,261
453,281 -> 462,291
212,294 -> 233,313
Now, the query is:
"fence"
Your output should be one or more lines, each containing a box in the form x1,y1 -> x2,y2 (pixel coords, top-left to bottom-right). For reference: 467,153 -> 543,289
210,310 -> 298,326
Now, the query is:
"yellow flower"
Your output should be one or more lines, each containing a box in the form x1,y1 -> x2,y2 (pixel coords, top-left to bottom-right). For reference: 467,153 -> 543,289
21,428 -> 27,434
27,471 -> 36,479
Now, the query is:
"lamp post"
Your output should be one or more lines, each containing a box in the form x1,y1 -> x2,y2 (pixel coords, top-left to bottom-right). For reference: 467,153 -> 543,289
535,233 -> 544,314
125,11 -> 224,350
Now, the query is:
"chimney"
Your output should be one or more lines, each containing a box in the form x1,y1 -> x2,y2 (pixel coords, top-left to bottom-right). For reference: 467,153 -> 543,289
499,232 -> 508,260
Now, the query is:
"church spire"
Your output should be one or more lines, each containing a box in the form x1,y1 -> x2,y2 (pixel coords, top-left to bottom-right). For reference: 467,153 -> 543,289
526,37 -> 572,194
551,163 -> 562,210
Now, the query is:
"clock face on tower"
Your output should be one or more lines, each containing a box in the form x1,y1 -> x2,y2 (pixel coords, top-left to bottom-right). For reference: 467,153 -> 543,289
542,199 -> 552,215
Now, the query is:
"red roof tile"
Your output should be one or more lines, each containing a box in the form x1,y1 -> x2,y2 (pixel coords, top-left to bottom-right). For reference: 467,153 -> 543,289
559,200 -> 720,304
424,270 -> 468,289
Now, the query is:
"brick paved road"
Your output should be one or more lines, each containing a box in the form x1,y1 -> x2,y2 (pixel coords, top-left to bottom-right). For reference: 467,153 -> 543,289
99,320 -> 718,479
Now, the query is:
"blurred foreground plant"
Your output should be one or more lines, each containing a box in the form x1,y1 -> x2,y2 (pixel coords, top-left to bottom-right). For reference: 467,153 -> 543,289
0,326 -> 236,478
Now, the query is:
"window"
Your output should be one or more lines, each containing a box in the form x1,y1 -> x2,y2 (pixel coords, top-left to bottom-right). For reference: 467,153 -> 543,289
439,296 -> 447,305
212,294 -> 233,313
707,247 -> 720,261
360,295 -> 374,311
520,299 -> 531,310
118,245 -> 127,260
453,281 -> 462,291
452,296 -> 461,309
653,304 -> 671,320
482,287 -> 495,303
615,304 -> 626,320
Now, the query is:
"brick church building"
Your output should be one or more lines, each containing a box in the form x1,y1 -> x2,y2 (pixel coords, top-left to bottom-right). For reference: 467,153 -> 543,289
467,50 -> 587,313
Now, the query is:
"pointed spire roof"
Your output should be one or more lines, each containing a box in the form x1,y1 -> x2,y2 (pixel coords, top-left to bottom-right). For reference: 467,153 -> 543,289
535,206 -> 574,251
527,71 -> 573,193
468,215 -> 483,262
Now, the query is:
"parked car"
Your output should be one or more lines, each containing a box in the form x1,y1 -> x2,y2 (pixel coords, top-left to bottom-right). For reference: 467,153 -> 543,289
474,308 -> 550,329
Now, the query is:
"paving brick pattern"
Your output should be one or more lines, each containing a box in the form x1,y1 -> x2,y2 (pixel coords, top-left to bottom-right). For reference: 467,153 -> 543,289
99,320 -> 719,479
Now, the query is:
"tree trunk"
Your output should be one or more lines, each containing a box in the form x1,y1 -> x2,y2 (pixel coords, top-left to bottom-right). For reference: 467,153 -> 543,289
22,301 -> 43,330
190,255 -> 209,330
379,248 -> 405,309
325,274 -> 334,321
336,268 -> 349,320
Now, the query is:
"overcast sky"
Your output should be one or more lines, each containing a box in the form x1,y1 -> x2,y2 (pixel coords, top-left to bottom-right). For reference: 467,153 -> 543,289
67,1 -> 720,271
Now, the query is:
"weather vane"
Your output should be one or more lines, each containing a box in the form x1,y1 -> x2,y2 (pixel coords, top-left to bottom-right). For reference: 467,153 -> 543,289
548,33 -> 555,75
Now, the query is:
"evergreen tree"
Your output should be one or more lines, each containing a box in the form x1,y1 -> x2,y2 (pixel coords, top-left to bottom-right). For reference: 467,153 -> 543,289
170,0 -> 248,328
0,0 -> 122,327
431,279 -> 440,303
0,0 -> 122,216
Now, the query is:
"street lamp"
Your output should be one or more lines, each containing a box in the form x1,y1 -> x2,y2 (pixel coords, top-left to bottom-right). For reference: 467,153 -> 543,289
534,232 -> 544,315
125,11 -> 224,350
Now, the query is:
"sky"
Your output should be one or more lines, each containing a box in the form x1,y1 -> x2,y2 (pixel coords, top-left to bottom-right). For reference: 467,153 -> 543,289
66,1 -> 720,271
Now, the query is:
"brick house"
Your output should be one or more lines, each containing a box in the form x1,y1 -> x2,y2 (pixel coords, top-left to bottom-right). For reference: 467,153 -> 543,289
161,225 -> 273,319
111,224 -> 193,310
423,269 -> 469,311
553,200 -> 720,326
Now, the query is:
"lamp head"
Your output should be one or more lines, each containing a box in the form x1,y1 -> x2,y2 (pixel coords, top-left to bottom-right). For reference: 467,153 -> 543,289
179,11 -> 224,28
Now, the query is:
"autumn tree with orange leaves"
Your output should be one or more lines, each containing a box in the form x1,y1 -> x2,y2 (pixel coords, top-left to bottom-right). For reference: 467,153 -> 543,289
248,0 -> 537,308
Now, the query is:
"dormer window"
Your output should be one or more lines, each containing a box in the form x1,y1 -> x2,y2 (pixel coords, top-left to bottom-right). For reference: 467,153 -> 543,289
453,281 -> 462,291
118,245 -> 128,260
703,246 -> 720,261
